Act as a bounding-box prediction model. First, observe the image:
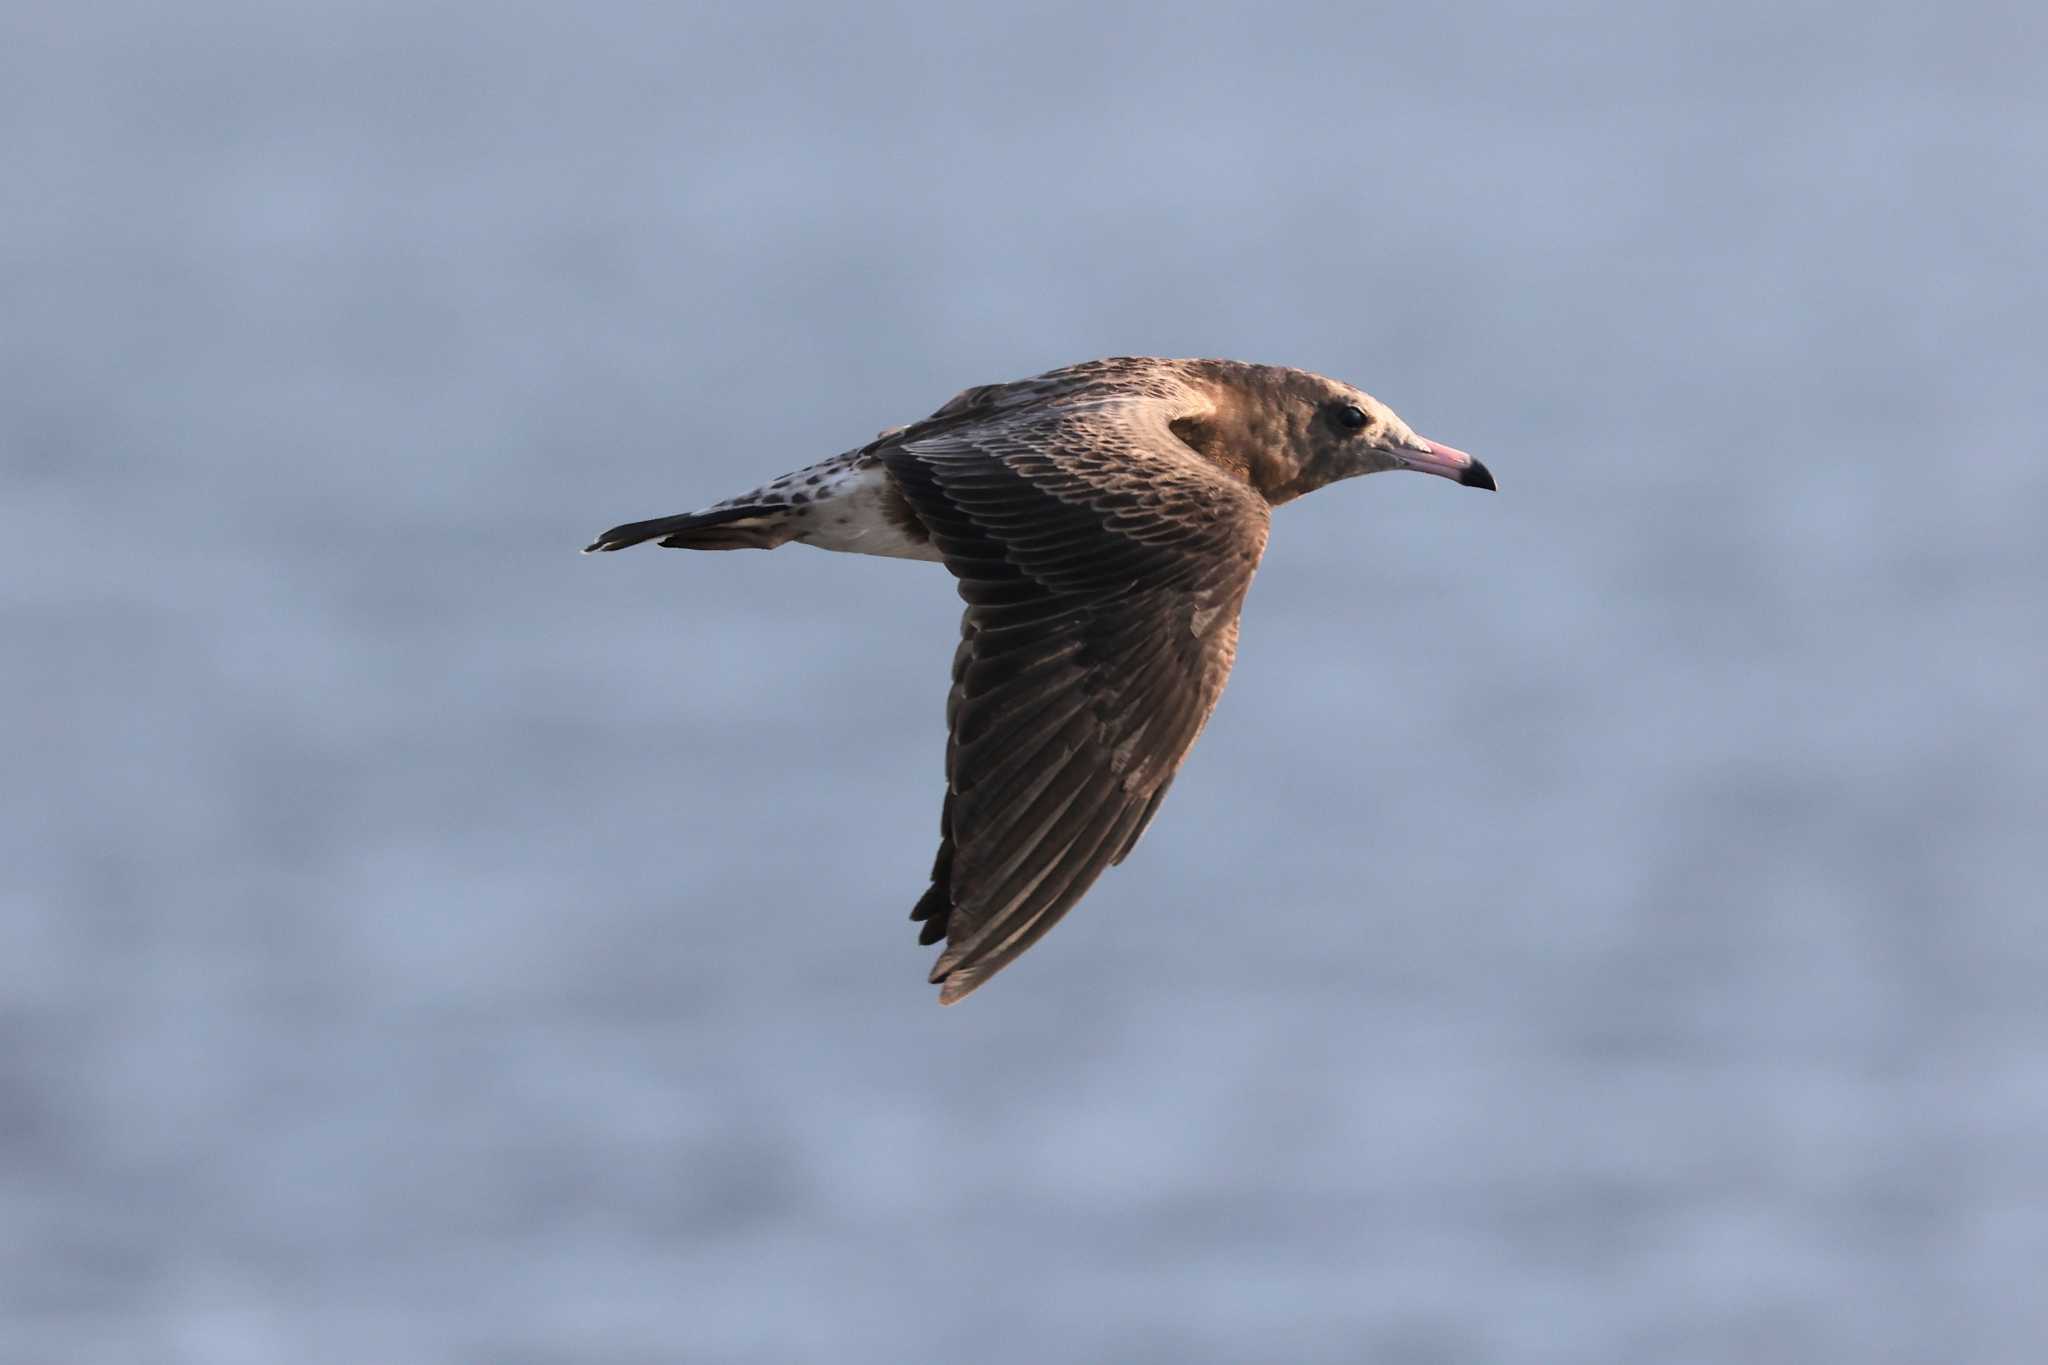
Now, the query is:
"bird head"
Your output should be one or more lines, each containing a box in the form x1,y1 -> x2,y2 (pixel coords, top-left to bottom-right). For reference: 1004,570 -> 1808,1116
1287,372 -> 1495,501
1181,362 -> 1495,504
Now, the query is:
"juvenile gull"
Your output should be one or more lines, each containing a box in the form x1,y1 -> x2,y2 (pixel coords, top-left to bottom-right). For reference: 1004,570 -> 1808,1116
586,357 -> 1495,1003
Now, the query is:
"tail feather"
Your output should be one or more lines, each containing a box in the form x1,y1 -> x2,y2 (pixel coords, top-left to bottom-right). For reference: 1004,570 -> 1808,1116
582,504 -> 792,554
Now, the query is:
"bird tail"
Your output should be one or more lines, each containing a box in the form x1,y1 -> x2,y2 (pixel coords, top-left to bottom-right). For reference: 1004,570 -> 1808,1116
582,504 -> 794,554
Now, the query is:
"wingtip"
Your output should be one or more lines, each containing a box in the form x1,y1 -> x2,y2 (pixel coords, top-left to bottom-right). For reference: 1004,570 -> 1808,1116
933,954 -> 1000,1004
930,952 -> 978,1005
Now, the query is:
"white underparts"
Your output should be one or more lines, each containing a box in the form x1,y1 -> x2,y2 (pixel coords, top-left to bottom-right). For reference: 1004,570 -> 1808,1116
723,458 -> 944,562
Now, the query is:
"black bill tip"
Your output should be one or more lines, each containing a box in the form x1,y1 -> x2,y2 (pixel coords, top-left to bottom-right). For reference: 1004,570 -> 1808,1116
1459,458 -> 1497,491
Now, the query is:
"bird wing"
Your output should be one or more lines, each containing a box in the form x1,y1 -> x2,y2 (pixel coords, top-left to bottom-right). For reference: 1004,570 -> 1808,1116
881,397 -> 1271,1003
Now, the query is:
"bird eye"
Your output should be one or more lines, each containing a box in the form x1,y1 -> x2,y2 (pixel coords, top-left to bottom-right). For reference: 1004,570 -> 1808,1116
1337,404 -> 1369,431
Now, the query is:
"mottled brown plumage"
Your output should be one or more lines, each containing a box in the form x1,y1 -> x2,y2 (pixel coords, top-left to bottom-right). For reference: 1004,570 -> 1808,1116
586,357 -> 1494,1002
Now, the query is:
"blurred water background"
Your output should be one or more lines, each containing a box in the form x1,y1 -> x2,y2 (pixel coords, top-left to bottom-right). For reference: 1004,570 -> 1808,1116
5,2 -> 2046,1361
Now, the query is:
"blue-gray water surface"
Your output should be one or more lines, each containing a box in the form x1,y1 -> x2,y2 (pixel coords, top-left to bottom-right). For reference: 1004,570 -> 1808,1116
4,3 -> 2045,1361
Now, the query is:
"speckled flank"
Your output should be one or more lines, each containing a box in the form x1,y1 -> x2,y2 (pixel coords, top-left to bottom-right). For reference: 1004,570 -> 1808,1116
708,454 -> 943,562
792,461 -> 943,560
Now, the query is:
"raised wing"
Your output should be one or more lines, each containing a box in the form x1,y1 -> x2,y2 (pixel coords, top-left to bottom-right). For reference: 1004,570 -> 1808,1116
882,400 -> 1270,1002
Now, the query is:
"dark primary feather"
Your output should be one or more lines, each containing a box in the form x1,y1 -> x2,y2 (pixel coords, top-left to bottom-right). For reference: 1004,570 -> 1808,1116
883,397 -> 1270,1003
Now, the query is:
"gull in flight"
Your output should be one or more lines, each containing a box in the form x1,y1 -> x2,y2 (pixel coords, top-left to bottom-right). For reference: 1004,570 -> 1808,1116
586,357 -> 1495,1003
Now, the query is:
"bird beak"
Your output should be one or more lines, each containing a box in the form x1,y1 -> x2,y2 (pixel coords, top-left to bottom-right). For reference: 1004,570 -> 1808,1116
1392,435 -> 1496,491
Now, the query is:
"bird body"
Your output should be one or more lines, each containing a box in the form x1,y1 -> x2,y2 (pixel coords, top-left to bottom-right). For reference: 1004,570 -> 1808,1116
587,357 -> 1494,1002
